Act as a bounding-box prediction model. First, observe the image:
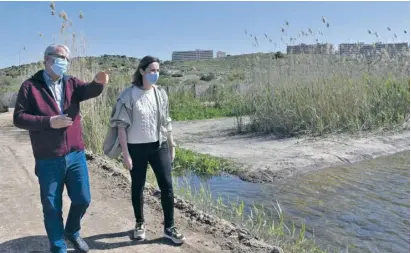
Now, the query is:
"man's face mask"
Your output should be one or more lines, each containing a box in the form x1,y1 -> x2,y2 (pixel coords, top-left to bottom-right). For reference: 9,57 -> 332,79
49,56 -> 69,76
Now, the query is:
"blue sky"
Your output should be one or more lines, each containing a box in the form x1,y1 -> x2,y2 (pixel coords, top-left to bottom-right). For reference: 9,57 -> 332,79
0,1 -> 409,68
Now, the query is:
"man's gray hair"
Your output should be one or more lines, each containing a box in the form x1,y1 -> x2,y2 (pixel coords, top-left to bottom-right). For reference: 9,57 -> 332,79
44,44 -> 71,59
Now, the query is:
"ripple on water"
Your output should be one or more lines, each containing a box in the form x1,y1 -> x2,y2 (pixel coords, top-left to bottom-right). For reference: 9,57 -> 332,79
176,151 -> 410,253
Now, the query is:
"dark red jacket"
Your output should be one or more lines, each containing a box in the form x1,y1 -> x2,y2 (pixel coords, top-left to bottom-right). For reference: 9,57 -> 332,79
13,70 -> 104,160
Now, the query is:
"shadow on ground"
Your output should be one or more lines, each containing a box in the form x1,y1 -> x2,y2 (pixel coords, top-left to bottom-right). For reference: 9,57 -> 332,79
0,231 -> 178,253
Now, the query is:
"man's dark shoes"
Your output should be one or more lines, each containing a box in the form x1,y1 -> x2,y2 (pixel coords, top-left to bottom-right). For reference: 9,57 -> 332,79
64,233 -> 89,253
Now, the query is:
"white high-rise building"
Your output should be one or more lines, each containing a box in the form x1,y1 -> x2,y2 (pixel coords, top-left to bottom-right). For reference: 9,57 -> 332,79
216,51 -> 226,58
171,49 -> 214,61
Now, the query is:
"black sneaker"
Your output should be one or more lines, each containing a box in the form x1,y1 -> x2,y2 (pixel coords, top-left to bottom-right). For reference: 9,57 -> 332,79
164,226 -> 186,245
133,222 -> 146,241
64,234 -> 89,253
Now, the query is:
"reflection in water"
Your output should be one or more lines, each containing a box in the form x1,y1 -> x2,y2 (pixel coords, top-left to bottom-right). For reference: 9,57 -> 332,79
175,151 -> 410,253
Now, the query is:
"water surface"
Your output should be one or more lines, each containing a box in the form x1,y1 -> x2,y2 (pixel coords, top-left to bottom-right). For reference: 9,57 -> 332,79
175,151 -> 410,253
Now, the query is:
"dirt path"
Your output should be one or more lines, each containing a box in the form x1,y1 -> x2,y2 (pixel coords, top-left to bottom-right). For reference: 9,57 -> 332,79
0,111 -> 279,253
172,117 -> 410,183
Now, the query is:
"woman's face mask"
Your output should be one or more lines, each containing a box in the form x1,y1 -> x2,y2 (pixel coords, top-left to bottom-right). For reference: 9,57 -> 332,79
143,62 -> 160,85
145,72 -> 159,85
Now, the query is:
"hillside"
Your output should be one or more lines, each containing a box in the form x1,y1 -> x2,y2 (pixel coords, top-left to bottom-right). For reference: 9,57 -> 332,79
2,50 -> 409,136
0,50 -> 371,95
0,52 -> 280,93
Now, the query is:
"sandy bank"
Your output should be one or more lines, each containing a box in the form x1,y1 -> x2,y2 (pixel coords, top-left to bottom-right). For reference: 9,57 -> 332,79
172,117 -> 410,183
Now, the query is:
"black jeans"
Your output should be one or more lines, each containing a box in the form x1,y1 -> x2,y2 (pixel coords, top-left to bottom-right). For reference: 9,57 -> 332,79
127,141 -> 174,229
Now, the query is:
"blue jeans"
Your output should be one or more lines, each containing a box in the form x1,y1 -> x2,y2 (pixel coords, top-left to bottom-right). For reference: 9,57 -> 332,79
35,151 -> 91,253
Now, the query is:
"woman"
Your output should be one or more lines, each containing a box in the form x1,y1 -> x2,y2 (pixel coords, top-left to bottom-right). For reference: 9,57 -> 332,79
115,56 -> 185,244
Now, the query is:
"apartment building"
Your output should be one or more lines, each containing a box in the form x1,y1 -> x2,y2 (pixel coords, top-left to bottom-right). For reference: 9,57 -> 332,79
287,43 -> 334,54
171,49 -> 214,61
339,43 -> 362,56
339,42 -> 409,56
216,51 -> 226,58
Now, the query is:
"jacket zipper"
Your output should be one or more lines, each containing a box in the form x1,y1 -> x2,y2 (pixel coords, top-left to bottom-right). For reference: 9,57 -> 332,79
46,79 -> 68,154
65,131 -> 68,154
63,79 -> 68,154
40,71 -> 69,156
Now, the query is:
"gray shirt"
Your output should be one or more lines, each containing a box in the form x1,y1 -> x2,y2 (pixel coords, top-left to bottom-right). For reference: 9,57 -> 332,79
43,70 -> 64,113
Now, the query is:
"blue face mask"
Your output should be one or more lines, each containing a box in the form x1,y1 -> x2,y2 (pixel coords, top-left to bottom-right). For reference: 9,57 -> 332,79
145,72 -> 159,85
50,57 -> 69,77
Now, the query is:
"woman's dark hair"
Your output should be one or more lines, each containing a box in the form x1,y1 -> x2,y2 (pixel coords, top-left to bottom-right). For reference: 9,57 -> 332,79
132,55 -> 160,86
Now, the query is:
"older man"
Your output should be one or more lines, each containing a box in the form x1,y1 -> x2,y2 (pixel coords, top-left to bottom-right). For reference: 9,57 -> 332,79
13,44 -> 109,253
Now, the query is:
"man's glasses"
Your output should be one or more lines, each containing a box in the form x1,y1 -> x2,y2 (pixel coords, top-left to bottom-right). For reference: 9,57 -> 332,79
48,54 -> 70,63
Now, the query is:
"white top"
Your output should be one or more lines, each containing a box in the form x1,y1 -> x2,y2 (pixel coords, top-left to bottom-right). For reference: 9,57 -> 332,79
127,86 -> 159,144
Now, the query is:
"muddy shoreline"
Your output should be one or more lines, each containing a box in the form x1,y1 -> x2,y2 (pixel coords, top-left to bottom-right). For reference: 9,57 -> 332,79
171,117 -> 410,183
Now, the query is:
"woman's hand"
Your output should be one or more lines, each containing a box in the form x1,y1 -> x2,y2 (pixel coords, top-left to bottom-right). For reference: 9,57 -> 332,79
170,146 -> 176,162
118,126 -> 132,170
123,154 -> 133,170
